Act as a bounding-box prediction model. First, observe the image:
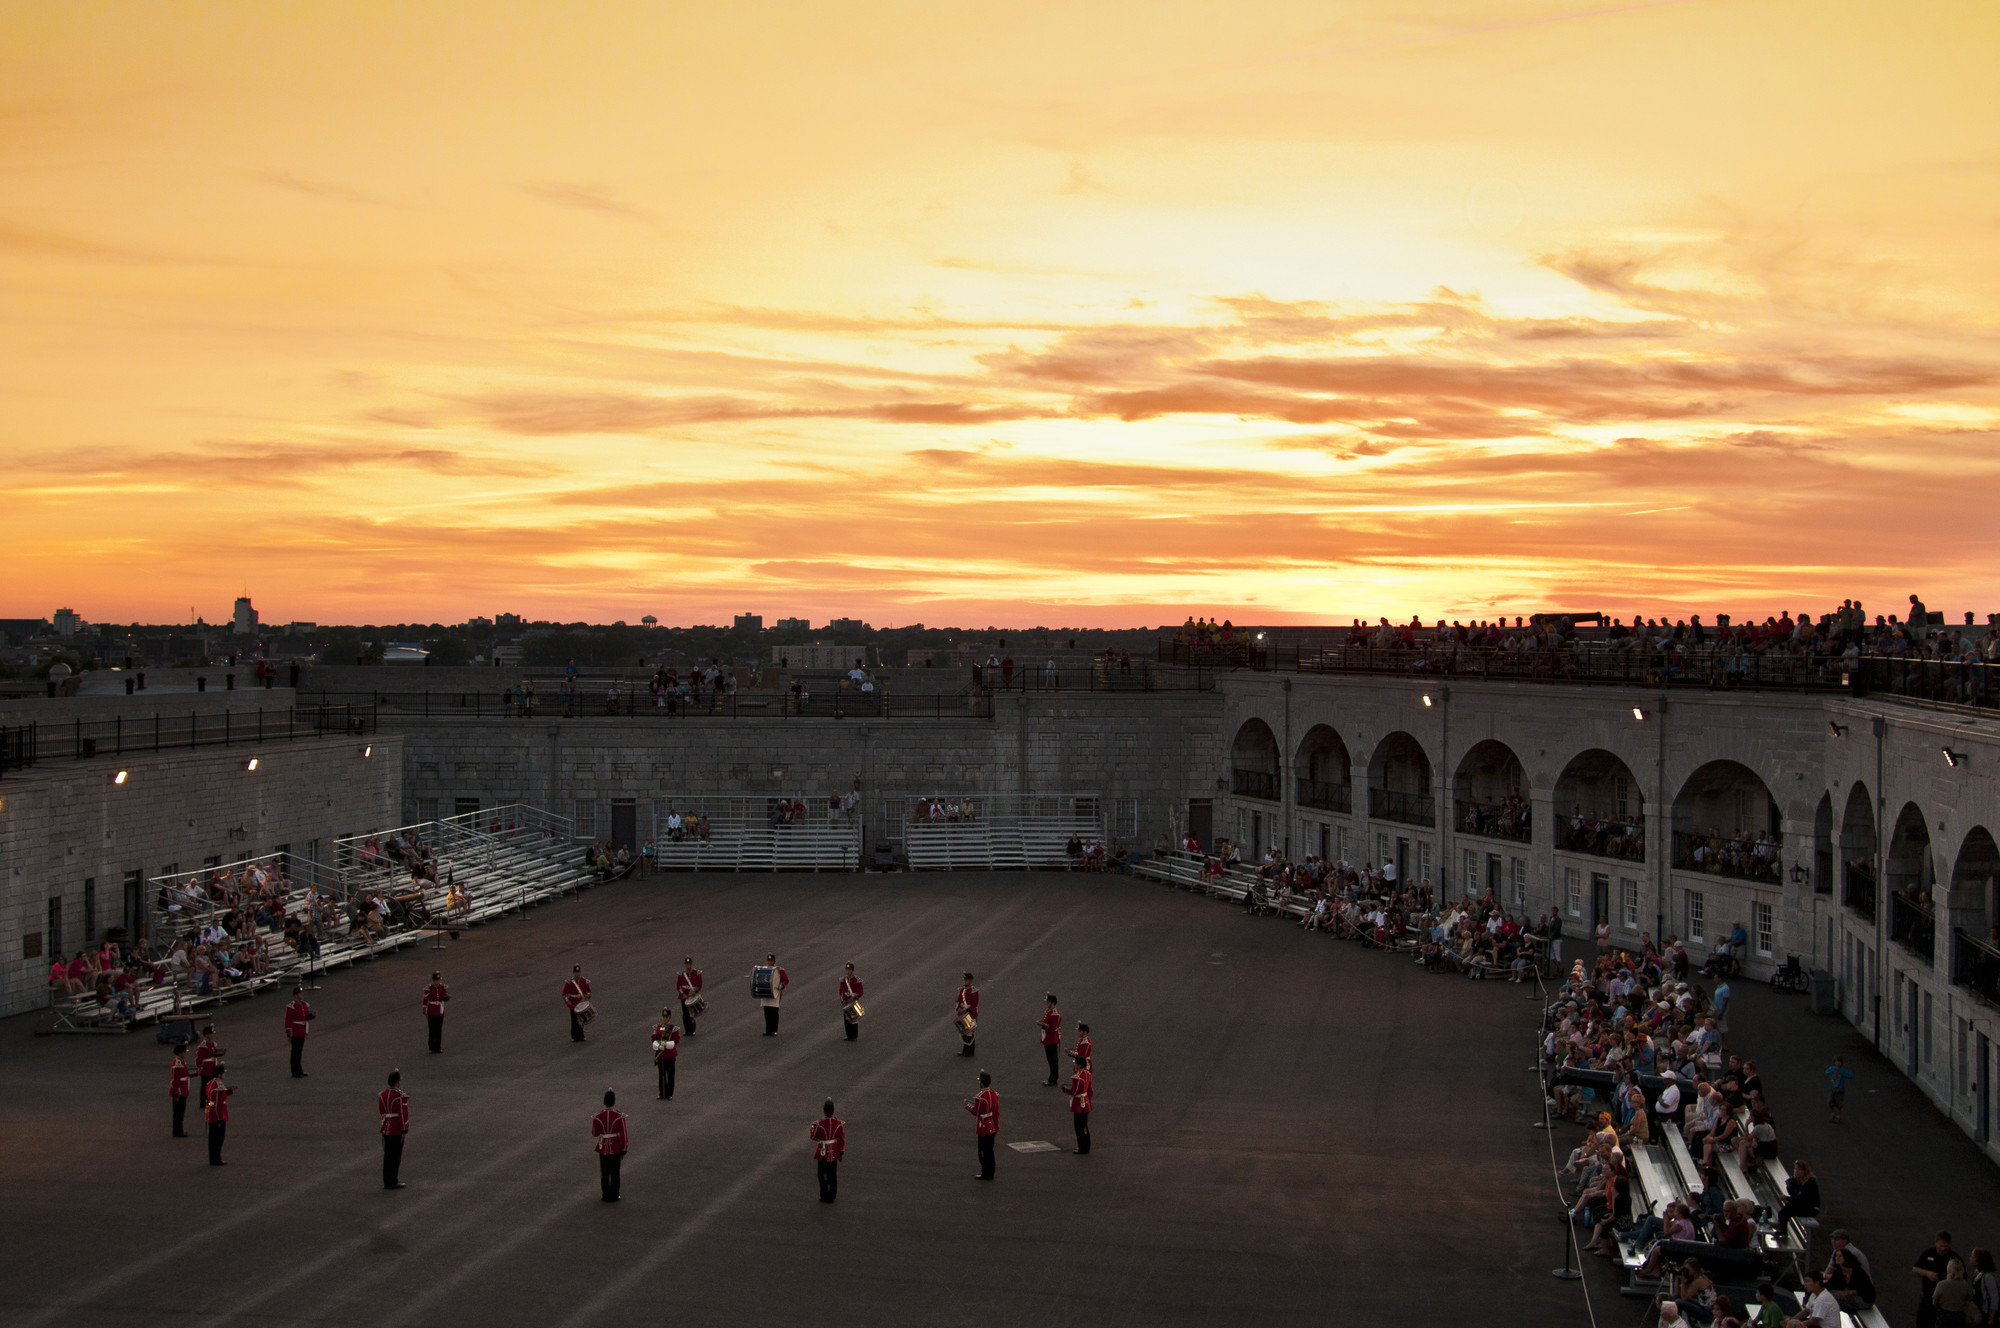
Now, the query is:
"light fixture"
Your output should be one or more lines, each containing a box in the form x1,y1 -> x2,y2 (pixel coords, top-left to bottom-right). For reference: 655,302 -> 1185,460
1828,722 -> 1846,737
1632,707 -> 1646,721
1255,632 -> 1265,641
113,770 -> 128,785
1422,695 -> 1433,707
361,744 -> 373,757
1943,748 -> 1963,768
245,758 -> 259,771
1790,862 -> 1808,885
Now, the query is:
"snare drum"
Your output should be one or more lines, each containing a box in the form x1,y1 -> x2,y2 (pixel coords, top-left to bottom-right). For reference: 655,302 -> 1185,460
575,1000 -> 596,1024
686,994 -> 708,1018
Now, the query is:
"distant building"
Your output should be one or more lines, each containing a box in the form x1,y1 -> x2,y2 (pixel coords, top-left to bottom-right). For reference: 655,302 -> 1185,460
52,608 -> 81,638
495,613 -> 523,628
287,622 -> 317,634
463,616 -> 493,630
826,617 -> 867,634
734,614 -> 763,633
773,617 -> 809,633
490,644 -> 522,667
231,596 -> 258,636
641,615 -> 659,627
771,643 -> 865,670
0,617 -> 50,640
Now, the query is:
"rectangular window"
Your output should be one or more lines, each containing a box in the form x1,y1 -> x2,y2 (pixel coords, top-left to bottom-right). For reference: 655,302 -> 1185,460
1959,1018 -> 1971,1097
416,797 -> 439,822
1336,826 -> 1349,864
1753,900 -> 1774,956
1620,877 -> 1639,930
1376,833 -> 1389,869
1564,867 -> 1582,918
1462,849 -> 1477,893
1685,889 -> 1705,944
453,797 -> 480,819
574,799 -> 597,837
47,897 -> 63,959
1894,970 -> 1904,1028
83,878 -> 96,944
1924,990 -> 1934,1066
1613,775 -> 1630,820
122,868 -> 143,938
1511,858 -> 1527,910
1734,789 -> 1751,833
203,855 -> 221,870
1417,841 -> 1431,885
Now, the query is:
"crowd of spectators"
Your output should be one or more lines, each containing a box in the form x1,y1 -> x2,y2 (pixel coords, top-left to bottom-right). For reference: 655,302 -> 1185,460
1680,829 -> 1783,885
1460,793 -> 1531,841
1564,807 -> 1647,862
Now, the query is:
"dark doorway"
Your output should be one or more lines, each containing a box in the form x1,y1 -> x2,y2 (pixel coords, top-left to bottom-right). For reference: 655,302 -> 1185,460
1978,1032 -> 1991,1144
1188,799 -> 1213,850
1395,837 -> 1410,884
1591,873 -> 1610,930
610,802 -> 638,852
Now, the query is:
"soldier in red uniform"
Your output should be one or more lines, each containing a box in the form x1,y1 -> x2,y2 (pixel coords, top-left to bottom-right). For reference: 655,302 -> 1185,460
421,972 -> 450,1053
956,973 -> 979,1057
965,1070 -> 1000,1180
1072,1022 -> 1092,1069
809,1098 -> 846,1202
204,1068 -> 235,1166
1064,1052 -> 1093,1154
591,1089 -> 629,1201
839,962 -> 864,1042
564,964 -> 592,1043
378,1070 -> 410,1189
675,956 -> 704,1036
284,987 -> 315,1077
169,1042 -> 191,1138
1038,994 -> 1063,1086
195,1026 -> 225,1098
650,1007 -> 680,1100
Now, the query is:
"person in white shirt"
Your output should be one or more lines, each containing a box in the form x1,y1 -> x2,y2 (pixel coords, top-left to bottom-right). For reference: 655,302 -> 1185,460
1784,1269 -> 1840,1327
1654,1072 -> 1682,1124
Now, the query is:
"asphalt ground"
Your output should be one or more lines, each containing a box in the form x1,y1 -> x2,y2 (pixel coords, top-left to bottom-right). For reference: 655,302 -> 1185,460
0,872 -> 1583,1328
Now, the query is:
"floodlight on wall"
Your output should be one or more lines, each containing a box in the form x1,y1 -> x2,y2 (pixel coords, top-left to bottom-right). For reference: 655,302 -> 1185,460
1943,748 -> 1964,768
113,770 -> 129,785
1421,695 -> 1433,707
245,758 -> 259,771
1828,722 -> 1846,737
361,745 -> 373,758
1632,707 -> 1646,721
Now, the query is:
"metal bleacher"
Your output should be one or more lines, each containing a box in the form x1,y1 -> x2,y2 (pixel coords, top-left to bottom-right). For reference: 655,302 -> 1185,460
650,796 -> 860,872
888,794 -> 1105,871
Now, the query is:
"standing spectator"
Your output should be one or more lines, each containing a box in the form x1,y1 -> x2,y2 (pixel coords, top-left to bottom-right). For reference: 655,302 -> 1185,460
1910,594 -> 1931,642
1934,1260 -> 1975,1327
1826,1056 -> 1855,1122
1000,655 -> 1014,689
1917,1231 -> 1961,1328
1969,1249 -> 1998,1326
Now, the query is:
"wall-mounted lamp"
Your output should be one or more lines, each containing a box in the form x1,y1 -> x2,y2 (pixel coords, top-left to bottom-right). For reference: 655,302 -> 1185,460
245,758 -> 259,771
1943,748 -> 1964,768
113,770 -> 129,785
1215,776 -> 1226,790
1421,695 -> 1433,707
361,745 -> 373,758
1828,722 -> 1846,737
1632,707 -> 1646,721
1790,862 -> 1808,885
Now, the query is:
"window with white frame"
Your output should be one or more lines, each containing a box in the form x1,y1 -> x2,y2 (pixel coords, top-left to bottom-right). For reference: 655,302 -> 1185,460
1684,889 -> 1705,944
1620,877 -> 1639,930
1511,858 -> 1527,910
416,797 -> 438,822
1752,900 -> 1774,956
1462,850 -> 1477,894
1417,841 -> 1432,884
1376,834 -> 1389,869
1613,775 -> 1630,820
574,799 -> 597,837
1564,867 -> 1582,918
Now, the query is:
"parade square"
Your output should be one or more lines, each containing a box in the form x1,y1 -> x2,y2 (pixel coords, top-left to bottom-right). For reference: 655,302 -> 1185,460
2,872 -> 1571,1326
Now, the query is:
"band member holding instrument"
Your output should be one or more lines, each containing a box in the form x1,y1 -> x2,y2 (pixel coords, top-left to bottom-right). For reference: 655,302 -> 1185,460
564,964 -> 593,1043
966,1071 -> 999,1180
204,1068 -> 234,1166
422,972 -> 450,1053
592,1089 -> 628,1202
956,973 -> 979,1057
839,962 -> 864,1041
1038,995 -> 1063,1086
1072,1022 -> 1092,1070
284,986 -> 315,1078
169,1043 -> 192,1138
1064,1052 -> 1093,1154
379,1070 -> 410,1189
196,1025 -> 225,1098
810,1099 -> 846,1203
676,957 -> 705,1036
651,1007 -> 680,1100
754,953 -> 790,1035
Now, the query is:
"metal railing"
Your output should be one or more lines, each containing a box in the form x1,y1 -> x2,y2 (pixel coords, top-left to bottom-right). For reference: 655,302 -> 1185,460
300,688 -> 996,721
1,707 -> 371,780
438,803 -> 576,843
1890,891 -> 1937,965
1554,816 -> 1646,862
1843,863 -> 1878,920
1369,787 -> 1435,827
1295,777 -> 1351,814
1953,929 -> 2000,1008
1455,800 -> 1532,843
1670,830 -> 1783,884
1232,768 -> 1280,801
0,723 -> 32,779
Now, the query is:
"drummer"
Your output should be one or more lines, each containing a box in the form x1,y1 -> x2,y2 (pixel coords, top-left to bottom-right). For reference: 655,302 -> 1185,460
563,964 -> 593,1043
956,972 -> 979,1057
676,956 -> 705,1036
839,963 -> 864,1042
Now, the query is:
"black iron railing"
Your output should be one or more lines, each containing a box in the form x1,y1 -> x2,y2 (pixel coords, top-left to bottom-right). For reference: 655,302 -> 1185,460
0,708 -> 372,780
1953,929 -> 2000,1008
1555,816 -> 1646,862
1370,787 -> 1435,827
1232,768 -> 1280,800
1890,891 -> 1937,965
1455,800 -> 1532,842
1296,777 -> 1351,813
1843,862 -> 1878,921
1671,830 -> 1782,884
299,688 -> 996,721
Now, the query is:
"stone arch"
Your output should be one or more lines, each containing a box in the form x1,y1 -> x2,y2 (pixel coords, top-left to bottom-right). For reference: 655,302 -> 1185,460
1368,731 -> 1434,827
1230,717 -> 1281,801
1454,738 -> 1530,842
1671,759 -> 1782,883
1953,826 -> 2000,935
1887,802 -> 1938,963
1840,783 -> 1878,917
1294,724 -> 1352,814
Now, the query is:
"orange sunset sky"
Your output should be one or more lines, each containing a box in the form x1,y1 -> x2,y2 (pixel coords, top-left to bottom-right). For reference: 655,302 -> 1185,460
4,1 -> 1998,629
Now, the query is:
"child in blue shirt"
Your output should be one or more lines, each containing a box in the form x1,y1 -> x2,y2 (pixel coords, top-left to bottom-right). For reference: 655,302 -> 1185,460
1826,1056 -> 1855,1122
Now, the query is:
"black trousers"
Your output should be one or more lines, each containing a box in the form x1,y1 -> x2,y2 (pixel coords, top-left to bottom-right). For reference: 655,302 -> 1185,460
1073,1111 -> 1091,1154
657,1058 -> 676,1099
844,1015 -> 859,1041
427,1014 -> 443,1053
960,1033 -> 975,1056
383,1134 -> 404,1187
599,1152 -> 622,1201
171,1095 -> 188,1137
817,1159 -> 838,1202
977,1133 -> 996,1179
207,1120 -> 226,1164
1044,1043 -> 1059,1083
763,1007 -> 780,1035
570,1009 -> 586,1041
680,1001 -> 698,1035
290,1037 -> 305,1076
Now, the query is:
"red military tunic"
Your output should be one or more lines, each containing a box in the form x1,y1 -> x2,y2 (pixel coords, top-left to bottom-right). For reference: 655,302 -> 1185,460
1066,1067 -> 1094,1114
1039,1008 -> 1062,1046
675,968 -> 703,1002
809,1116 -> 846,1162
422,981 -> 450,1017
378,1087 -> 410,1136
651,1023 -> 679,1060
956,985 -> 980,1019
169,1058 -> 190,1099
563,975 -> 592,1009
1073,1034 -> 1093,1067
839,974 -> 864,1004
284,998 -> 315,1039
196,1040 -> 223,1077
204,1080 -> 233,1123
969,1087 -> 1000,1136
592,1107 -> 629,1155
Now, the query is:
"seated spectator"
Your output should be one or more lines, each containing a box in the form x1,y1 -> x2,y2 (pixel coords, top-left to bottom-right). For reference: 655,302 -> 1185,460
1673,1258 -> 1716,1321
1784,1269 -> 1841,1327
1824,1246 -> 1874,1311
1776,1159 -> 1820,1225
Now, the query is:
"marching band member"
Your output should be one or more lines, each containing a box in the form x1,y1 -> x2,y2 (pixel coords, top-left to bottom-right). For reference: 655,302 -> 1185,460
591,1089 -> 629,1202
195,1025 -> 224,1098
839,963 -> 864,1042
1064,1052 -> 1093,1154
810,1099 -> 846,1203
204,1068 -> 235,1166
1072,1022 -> 1092,1070
169,1042 -> 191,1138
378,1070 -> 410,1189
956,973 -> 979,1057
676,956 -> 704,1036
965,1070 -> 1000,1180
756,952 -> 790,1035
1038,994 -> 1063,1086
422,971 -> 450,1053
284,986 -> 316,1078
564,964 -> 593,1043
651,1007 -> 681,1100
